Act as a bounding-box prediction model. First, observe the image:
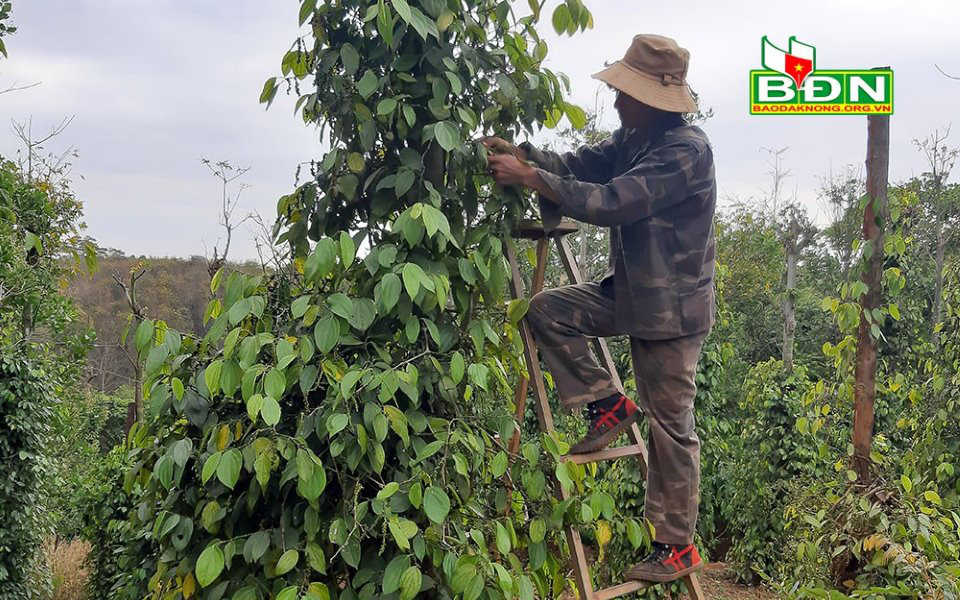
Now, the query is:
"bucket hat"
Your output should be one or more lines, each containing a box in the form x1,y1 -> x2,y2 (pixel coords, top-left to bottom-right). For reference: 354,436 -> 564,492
592,34 -> 698,113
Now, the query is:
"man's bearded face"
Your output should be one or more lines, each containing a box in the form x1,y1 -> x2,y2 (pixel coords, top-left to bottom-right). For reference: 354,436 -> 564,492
611,86 -> 663,131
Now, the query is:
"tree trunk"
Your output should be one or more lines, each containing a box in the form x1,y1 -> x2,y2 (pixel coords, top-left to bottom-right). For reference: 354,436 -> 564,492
783,237 -> 798,372
932,227 -> 945,337
20,252 -> 39,340
20,304 -> 33,341
424,141 -> 445,189
100,351 -> 107,391
853,108 -> 889,483
124,345 -> 143,434
125,364 -> 142,434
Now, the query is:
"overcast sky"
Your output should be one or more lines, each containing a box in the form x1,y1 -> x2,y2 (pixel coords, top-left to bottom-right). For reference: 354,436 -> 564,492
1,0 -> 958,260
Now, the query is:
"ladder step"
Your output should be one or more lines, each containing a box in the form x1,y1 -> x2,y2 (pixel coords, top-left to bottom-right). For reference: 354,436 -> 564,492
593,580 -> 652,600
512,218 -> 580,239
562,444 -> 647,465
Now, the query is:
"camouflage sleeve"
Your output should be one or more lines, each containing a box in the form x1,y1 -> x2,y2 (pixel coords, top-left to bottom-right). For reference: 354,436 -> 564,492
534,138 -> 704,227
519,131 -> 619,183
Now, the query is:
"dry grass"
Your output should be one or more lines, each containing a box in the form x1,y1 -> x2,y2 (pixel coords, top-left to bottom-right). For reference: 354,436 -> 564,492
43,538 -> 91,600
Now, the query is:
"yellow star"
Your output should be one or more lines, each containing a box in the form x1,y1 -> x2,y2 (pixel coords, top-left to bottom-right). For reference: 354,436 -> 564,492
795,64 -> 805,72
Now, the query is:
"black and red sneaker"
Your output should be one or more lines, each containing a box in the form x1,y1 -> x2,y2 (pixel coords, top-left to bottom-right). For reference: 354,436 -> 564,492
625,541 -> 703,583
568,394 -> 640,455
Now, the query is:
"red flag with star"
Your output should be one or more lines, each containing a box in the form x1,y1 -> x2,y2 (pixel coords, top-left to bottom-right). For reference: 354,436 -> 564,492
762,36 -> 816,88
785,53 -> 813,87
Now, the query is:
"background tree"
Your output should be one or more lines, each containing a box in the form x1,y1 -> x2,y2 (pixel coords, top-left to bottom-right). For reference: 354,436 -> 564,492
202,158 -> 253,281
818,166 -> 865,283
912,127 -> 958,336
0,0 -> 14,59
71,253 -> 222,393
111,263 -> 148,433
778,203 -> 817,372
758,146 -> 791,220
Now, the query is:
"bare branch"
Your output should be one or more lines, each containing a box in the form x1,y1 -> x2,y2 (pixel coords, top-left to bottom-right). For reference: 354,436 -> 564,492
10,115 -> 77,184
249,211 -> 288,273
0,80 -> 41,95
935,64 -> 960,80
12,114 -> 74,147
758,146 -> 791,221
111,264 -> 148,321
912,125 -> 957,190
202,157 -> 253,280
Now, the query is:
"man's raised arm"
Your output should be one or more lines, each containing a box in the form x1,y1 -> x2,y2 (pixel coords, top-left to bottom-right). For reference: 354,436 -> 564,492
522,138 -> 706,227
481,133 -> 620,183
518,132 -> 619,183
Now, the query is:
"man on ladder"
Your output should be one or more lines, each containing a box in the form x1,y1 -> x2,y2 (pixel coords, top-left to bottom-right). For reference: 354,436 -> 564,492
482,33 -> 716,584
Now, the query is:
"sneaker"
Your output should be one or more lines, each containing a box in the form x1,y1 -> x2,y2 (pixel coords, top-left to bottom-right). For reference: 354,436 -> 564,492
625,541 -> 703,583
568,393 -> 640,455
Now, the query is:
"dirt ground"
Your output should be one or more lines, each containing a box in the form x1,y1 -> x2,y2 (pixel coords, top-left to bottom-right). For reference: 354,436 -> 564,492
558,563 -> 777,600
699,563 -> 777,600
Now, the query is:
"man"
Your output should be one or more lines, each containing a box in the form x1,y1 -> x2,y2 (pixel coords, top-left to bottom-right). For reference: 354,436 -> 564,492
482,34 -> 716,583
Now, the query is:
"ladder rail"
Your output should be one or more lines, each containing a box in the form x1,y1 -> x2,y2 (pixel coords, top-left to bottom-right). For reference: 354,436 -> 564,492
506,242 -> 596,600
507,238 -> 551,457
505,242 -> 554,434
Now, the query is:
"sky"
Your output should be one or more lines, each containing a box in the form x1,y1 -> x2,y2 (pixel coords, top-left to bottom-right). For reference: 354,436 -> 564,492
1,0 -> 958,260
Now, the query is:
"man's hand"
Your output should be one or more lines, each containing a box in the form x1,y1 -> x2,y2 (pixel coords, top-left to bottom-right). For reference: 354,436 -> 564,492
479,136 -> 527,161
480,137 -> 558,203
486,153 -> 538,188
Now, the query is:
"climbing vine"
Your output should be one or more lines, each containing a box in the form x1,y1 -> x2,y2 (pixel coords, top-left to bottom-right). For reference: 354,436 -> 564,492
109,1 -> 633,599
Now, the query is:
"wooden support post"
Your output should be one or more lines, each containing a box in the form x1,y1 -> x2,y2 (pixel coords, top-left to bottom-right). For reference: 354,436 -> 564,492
853,94 -> 889,483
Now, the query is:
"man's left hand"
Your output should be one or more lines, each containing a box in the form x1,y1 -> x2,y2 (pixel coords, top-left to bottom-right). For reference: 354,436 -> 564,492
487,153 -> 537,188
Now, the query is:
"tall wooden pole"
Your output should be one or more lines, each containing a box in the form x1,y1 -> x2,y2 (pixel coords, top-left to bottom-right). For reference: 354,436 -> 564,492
853,91 -> 889,483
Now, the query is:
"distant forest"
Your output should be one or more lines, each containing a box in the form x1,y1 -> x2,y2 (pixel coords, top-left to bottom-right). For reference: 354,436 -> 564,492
68,252 -> 258,391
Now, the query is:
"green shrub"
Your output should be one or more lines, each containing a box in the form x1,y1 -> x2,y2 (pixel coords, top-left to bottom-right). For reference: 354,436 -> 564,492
781,473 -> 960,598
721,359 -> 827,582
50,388 -> 128,539
772,260 -> 960,597
80,444 -> 147,600
100,1 -> 620,598
0,354 -> 56,600
0,153 -> 94,598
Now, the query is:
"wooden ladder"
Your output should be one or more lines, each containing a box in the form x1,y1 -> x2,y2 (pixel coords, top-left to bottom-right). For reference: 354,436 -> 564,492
505,219 -> 706,600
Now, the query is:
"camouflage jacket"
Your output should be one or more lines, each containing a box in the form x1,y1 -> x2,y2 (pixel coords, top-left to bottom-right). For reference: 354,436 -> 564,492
520,121 -> 716,340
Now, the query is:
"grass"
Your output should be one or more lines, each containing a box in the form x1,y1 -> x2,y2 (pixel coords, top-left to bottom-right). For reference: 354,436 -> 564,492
43,538 -> 91,600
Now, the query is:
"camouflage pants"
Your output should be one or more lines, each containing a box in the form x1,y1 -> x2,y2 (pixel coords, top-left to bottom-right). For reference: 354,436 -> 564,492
527,282 -> 708,545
